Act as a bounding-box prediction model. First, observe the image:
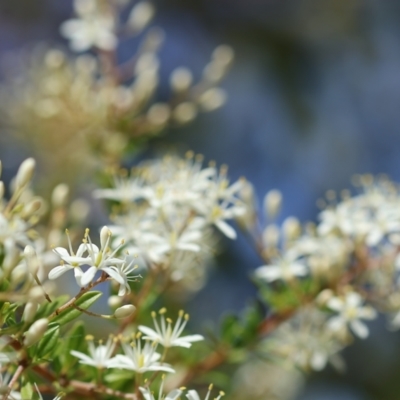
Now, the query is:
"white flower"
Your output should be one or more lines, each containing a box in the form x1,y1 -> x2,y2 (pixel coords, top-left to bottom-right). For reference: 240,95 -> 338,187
94,176 -> 145,203
60,0 -> 117,52
108,338 -> 174,373
139,309 -> 204,348
0,213 -> 32,255
50,230 -> 90,286
186,385 -> 224,400
49,227 -> 126,287
255,255 -> 308,282
268,308 -> 345,372
104,259 -> 141,296
140,376 -> 182,400
70,335 -> 116,369
327,292 -> 377,339
81,227 -> 125,286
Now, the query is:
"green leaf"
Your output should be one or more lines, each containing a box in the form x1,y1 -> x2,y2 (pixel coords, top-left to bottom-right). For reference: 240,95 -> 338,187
62,321 -> 86,370
104,370 -> 134,383
36,322 -> 60,359
20,381 -> 34,399
35,295 -> 69,320
221,314 -> 240,345
51,291 -> 102,326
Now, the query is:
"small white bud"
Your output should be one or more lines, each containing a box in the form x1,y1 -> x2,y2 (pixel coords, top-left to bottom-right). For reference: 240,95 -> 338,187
212,45 -> 234,67
74,0 -> 97,16
282,217 -> 301,241
198,88 -> 227,111
108,295 -> 123,309
22,199 -> 43,218
3,244 -> 20,272
15,158 -> 36,190
147,103 -> 170,126
114,304 -> 136,319
23,302 -> 39,323
51,183 -> 69,208
262,224 -> 280,248
70,199 -> 90,223
28,286 -> 46,303
100,226 -> 111,249
135,53 -> 159,75
11,264 -> 29,285
236,180 -> 256,229
45,49 -> 65,69
173,102 -> 198,124
24,245 -> 39,275
128,1 -> 155,32
264,189 -> 282,219
24,318 -> 48,347
316,289 -> 334,306
170,67 -> 193,92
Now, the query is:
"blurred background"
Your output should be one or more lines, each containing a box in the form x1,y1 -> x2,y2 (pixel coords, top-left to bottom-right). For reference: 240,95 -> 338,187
2,0 -> 400,398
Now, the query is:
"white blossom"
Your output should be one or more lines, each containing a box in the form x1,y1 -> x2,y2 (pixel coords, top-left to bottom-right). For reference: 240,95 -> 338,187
255,255 -> 308,282
70,336 -> 116,369
108,338 -> 174,373
138,309 -> 204,348
60,0 -> 117,52
327,292 -> 377,339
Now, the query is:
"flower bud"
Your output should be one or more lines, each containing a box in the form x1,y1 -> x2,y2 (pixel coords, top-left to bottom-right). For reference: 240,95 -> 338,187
263,189 -> 282,219
198,88 -> 226,111
23,199 -> 43,218
282,217 -> 301,241
24,245 -> 36,259
262,224 -> 280,248
24,245 -> 39,275
3,243 -> 20,272
315,289 -> 334,306
128,1 -> 155,32
23,302 -> 39,323
28,286 -> 46,303
15,158 -> 36,190
51,183 -> 69,208
108,295 -> 123,309
11,264 -> 29,285
100,226 -> 111,249
212,45 -> 234,67
114,304 -> 136,319
147,103 -> 170,126
24,318 -> 48,347
70,199 -> 90,223
173,102 -> 197,124
170,67 -> 193,92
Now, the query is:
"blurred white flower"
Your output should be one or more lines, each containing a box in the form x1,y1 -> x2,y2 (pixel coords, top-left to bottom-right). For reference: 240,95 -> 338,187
60,0 -> 117,52
255,255 -> 308,282
327,292 -> 377,339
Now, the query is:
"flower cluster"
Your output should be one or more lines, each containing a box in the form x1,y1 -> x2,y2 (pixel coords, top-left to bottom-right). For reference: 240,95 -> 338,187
95,153 -> 245,290
244,176 -> 400,375
49,226 -> 135,290
2,0 -> 233,189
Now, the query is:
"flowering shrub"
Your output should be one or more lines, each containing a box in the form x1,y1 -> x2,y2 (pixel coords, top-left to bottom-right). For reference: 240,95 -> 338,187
1,1 -> 400,400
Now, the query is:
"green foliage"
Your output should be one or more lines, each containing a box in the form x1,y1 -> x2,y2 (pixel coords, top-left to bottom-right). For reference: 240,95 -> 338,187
220,303 -> 263,349
259,278 -> 320,313
35,322 -> 60,359
51,291 -> 102,326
